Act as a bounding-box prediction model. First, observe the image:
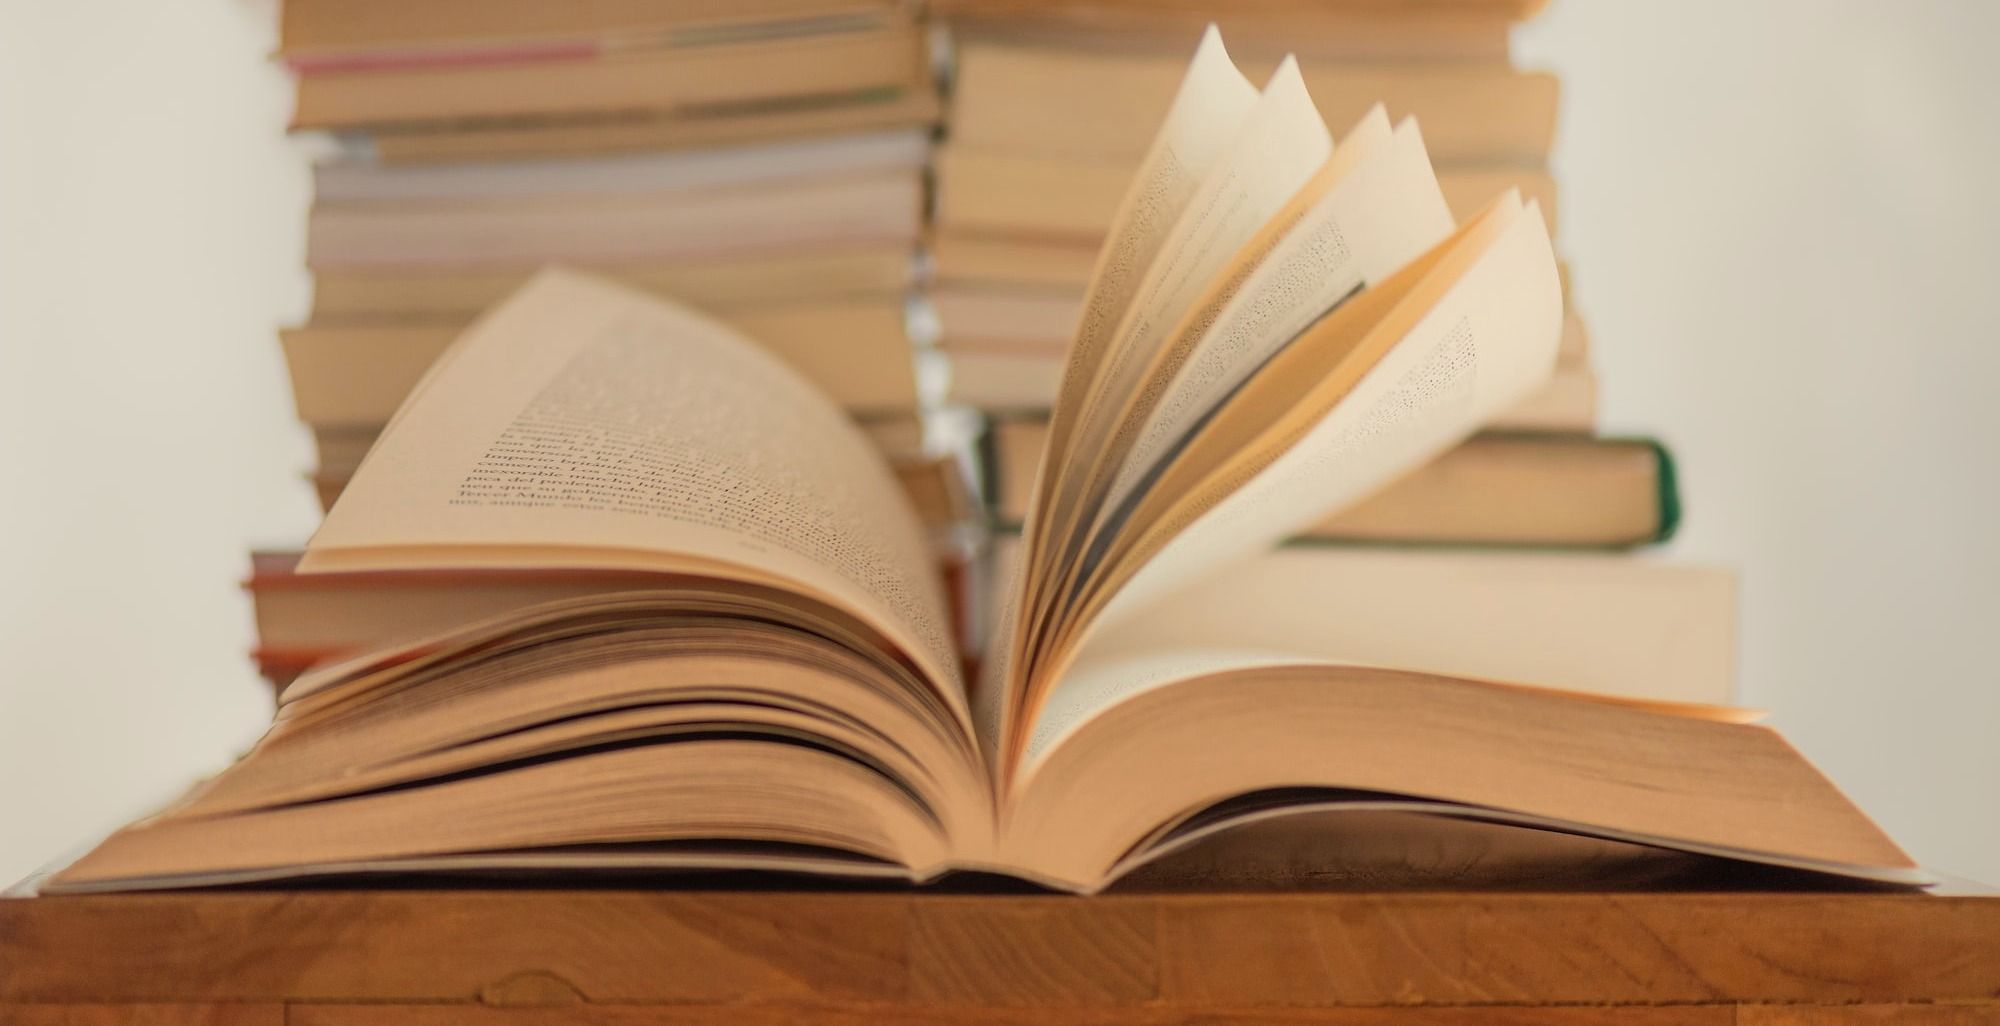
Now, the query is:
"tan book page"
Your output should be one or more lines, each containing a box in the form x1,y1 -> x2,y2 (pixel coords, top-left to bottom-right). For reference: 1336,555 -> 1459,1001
1106,115 -> 1454,512
1002,26 -> 1256,746
1021,57 -> 1332,728
1005,187 -> 1492,762
1030,27 -> 1255,491
1024,203 -> 1497,688
56,738 -> 953,891
1022,542 -> 1738,762
1041,59 -> 1333,561
1092,196 -> 1563,633
225,593 -> 991,848
1003,664 -> 1916,891
300,269 -> 964,706
244,659 -> 943,820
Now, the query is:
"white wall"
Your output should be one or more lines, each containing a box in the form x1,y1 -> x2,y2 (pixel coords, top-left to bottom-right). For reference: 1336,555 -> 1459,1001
0,0 -> 1994,886
0,0 -> 319,882
1516,0 -> 2000,883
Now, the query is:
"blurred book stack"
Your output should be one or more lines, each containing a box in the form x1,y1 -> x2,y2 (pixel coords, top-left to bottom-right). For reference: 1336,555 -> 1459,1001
252,0 -> 1732,707
255,0 -> 982,686
279,0 -> 957,509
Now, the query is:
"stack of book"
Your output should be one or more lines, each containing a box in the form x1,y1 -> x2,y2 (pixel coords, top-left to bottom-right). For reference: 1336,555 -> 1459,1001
933,0 -> 1582,425
50,21 -> 1919,899
278,0 -> 960,510
256,0 -> 981,684
933,1 -> 1723,702
250,1 -> 1726,713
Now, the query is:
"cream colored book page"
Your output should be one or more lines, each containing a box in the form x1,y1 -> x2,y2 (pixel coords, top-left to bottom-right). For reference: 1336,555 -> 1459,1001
301,270 -> 963,699
1028,646 -> 1303,762
1062,59 -> 1332,477
1099,200 -> 1565,630
1027,546 -> 1738,760
974,557 -> 1026,754
1003,27 -> 1255,746
1108,119 -> 1455,508
1037,26 -> 1256,480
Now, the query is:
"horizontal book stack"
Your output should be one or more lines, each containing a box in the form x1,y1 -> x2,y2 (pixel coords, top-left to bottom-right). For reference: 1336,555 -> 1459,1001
256,0 -> 985,686
278,0 -> 961,514
249,2 -> 1728,711
936,0 -> 1727,701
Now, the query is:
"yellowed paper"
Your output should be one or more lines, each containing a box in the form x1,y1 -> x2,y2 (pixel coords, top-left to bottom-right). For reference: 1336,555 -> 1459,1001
1101,197 -> 1564,628
1109,117 -> 1455,508
302,270 -> 964,707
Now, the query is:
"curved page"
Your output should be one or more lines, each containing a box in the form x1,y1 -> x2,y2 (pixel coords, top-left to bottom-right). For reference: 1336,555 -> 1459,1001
1097,199 -> 1564,632
1030,546 -> 1745,762
1108,118 -> 1455,509
300,269 -> 964,707
1007,661 -> 1917,890
1059,57 -> 1332,502
1008,24 -> 1256,747
1033,58 -> 1334,617
1032,25 -> 1256,482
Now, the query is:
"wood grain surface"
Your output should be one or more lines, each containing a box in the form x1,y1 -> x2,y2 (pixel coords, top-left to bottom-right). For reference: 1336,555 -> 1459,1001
3,888 -> 1997,1024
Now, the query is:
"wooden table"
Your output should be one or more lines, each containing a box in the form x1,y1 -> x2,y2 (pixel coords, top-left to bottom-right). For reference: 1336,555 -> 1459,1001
5,879 -> 1998,1024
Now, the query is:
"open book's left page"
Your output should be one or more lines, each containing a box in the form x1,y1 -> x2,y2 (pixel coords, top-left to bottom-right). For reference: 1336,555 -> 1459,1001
302,269 -> 964,706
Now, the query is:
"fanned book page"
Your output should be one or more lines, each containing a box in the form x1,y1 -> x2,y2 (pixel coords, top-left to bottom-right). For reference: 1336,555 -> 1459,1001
1091,191 -> 1563,633
1108,113 -> 1452,508
46,27 -> 1927,896
1049,57 -> 1331,509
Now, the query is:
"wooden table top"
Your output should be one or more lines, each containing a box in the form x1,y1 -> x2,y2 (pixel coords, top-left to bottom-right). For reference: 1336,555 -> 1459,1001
4,881 -> 1998,1024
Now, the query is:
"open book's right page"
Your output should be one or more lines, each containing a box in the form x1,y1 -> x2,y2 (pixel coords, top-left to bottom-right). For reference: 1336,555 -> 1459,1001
1021,541 -> 1743,758
1107,115 -> 1453,511
1097,196 -> 1563,630
986,25 -> 1260,749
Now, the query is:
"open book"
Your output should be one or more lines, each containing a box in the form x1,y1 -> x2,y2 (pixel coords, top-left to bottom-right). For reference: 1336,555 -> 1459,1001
50,30 -> 1921,893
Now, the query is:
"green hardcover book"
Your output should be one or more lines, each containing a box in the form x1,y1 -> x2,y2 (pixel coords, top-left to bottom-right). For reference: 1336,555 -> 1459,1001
987,417 -> 1680,550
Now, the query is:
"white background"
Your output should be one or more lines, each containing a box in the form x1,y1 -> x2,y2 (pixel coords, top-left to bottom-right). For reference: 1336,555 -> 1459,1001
1,0 -> 1995,886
